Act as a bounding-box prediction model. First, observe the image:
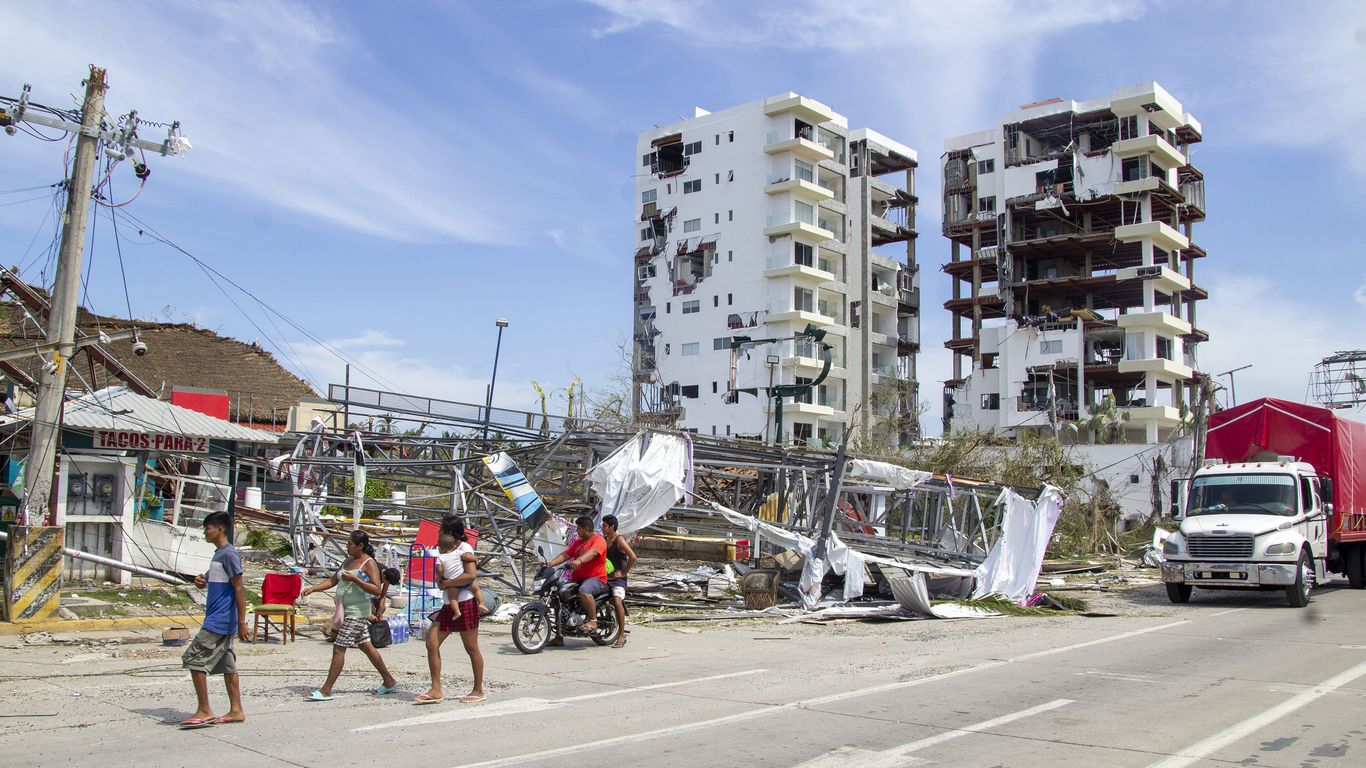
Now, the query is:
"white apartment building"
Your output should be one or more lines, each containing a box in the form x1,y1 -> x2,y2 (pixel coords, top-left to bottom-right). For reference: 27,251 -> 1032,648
632,93 -> 920,446
940,82 -> 1207,445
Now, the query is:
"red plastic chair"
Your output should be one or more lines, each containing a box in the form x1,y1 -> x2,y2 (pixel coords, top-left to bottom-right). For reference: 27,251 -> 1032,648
254,573 -> 302,644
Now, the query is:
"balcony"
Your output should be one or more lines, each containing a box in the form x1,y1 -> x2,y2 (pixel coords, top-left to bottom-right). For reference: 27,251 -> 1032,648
1117,357 -> 1194,380
765,306 -> 835,326
765,213 -> 835,242
763,94 -> 837,125
765,254 -> 835,283
1118,405 -> 1187,427
765,132 -> 835,163
765,400 -> 836,418
1112,134 -> 1186,170
1117,311 -> 1192,336
898,286 -> 920,313
764,174 -> 835,202
1114,220 -> 1189,253
869,330 -> 896,347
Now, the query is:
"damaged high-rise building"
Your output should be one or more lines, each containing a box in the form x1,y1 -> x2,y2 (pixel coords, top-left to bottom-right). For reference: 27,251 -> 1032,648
632,93 -> 920,446
941,82 -> 1207,444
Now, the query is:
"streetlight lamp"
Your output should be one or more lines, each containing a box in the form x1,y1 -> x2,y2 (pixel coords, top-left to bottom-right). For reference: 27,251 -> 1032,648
482,318 -> 509,440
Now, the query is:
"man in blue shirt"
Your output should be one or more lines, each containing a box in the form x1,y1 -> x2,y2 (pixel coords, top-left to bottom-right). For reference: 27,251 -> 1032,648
179,511 -> 249,728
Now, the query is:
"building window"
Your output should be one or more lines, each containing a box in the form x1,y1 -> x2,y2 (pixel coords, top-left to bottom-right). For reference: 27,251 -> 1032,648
1118,114 -> 1139,141
793,423 -> 813,444
981,393 -> 1000,410
640,227 -> 651,241
711,425 -> 716,435
727,293 -> 733,305
715,173 -> 720,184
713,337 -> 731,350
684,179 -> 701,194
728,131 -> 734,142
794,286 -> 814,312
682,300 -> 700,314
711,381 -> 718,394
684,218 -> 701,233
1156,335 -> 1174,361
664,343 -> 670,354
715,134 -> 720,145
684,141 -> 703,156
642,154 -> 651,167
795,159 -> 814,183
665,302 -> 671,314
713,295 -> 719,307
1040,339 -> 1062,354
637,264 -> 656,279
680,384 -> 699,398
794,242 -> 814,267
978,196 -> 996,214
726,424 -> 731,435
642,189 -> 657,204
1122,157 -> 1146,182
728,210 -> 733,221
727,250 -> 733,262
728,170 -> 734,181
681,343 -> 699,357
714,213 -> 720,224
976,159 -> 995,175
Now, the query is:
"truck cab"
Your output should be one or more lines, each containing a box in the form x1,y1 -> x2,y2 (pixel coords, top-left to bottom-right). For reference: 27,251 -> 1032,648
1162,459 -> 1332,607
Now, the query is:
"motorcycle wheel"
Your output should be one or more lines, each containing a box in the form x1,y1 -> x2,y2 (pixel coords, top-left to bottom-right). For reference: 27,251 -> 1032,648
591,601 -> 620,646
512,605 -> 551,654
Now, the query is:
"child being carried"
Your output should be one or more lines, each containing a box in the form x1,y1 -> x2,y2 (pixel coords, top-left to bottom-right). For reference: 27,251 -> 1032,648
435,528 -> 488,619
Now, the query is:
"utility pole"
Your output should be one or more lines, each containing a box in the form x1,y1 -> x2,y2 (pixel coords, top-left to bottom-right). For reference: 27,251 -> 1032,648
7,66 -> 190,526
20,68 -> 106,526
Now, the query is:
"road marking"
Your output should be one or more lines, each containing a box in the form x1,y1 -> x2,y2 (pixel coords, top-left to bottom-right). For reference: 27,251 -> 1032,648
791,698 -> 1075,768
1146,658 -> 1366,768
451,621 -> 1188,768
354,668 -> 767,732
1209,607 -> 1249,617
1077,669 -> 1166,685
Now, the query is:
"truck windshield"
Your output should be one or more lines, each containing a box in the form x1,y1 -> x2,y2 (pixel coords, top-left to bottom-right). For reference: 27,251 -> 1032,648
1187,474 -> 1298,516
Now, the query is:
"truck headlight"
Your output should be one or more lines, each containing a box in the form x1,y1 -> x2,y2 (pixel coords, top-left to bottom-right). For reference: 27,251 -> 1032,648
1264,542 -> 1296,555
1163,538 -> 1182,555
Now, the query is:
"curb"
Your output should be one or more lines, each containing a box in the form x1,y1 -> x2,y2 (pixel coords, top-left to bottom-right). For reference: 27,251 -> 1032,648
0,612 -> 329,636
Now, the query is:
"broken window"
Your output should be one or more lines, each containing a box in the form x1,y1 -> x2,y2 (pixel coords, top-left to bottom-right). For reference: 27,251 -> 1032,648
1040,339 -> 1062,354
792,422 -> 813,444
653,137 -> 688,177
981,393 -> 1000,410
637,263 -> 656,279
794,119 -> 814,141
684,179 -> 701,194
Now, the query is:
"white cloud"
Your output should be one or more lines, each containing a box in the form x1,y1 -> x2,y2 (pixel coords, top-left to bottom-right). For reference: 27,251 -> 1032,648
1232,1 -> 1366,173
1198,274 -> 1365,409
0,1 -> 568,246
1355,276 -> 1366,311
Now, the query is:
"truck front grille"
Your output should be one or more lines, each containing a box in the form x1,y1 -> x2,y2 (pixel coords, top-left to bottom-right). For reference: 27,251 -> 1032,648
1187,534 -> 1254,559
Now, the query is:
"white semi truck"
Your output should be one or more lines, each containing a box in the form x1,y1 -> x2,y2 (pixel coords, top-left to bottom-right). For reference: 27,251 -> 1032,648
1161,398 -> 1366,607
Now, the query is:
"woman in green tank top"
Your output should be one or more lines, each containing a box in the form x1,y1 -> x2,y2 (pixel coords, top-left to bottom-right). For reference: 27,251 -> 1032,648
300,531 -> 400,700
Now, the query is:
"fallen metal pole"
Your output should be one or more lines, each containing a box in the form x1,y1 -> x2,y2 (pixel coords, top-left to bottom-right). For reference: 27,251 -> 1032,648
0,530 -> 187,585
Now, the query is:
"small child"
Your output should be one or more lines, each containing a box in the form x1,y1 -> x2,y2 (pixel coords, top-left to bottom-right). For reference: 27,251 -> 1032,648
435,531 -> 487,619
370,567 -> 402,622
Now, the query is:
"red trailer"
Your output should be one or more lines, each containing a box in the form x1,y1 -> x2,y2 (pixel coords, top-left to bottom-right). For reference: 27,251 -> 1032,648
1206,397 -> 1366,583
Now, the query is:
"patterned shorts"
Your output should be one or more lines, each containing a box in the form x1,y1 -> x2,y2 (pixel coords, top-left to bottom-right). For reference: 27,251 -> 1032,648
430,598 -> 479,634
334,617 -> 371,648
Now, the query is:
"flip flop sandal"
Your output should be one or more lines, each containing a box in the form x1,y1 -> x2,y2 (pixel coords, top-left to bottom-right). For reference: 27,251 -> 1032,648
375,684 -> 401,696
210,716 -> 245,725
307,690 -> 335,702
457,694 -> 486,704
178,717 -> 215,729
413,694 -> 443,705
612,638 -> 627,649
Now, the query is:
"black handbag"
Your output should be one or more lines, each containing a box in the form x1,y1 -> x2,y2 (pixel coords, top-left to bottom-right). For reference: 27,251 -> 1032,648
368,618 -> 392,648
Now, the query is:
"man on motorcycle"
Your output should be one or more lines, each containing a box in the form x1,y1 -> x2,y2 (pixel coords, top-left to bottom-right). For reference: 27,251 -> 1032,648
544,515 -> 609,642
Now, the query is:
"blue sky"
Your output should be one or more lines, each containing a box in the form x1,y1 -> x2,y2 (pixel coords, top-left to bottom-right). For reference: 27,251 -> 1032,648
2,0 -> 1363,434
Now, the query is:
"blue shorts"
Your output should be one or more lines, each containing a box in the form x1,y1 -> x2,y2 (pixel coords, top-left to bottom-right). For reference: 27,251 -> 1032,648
577,578 -> 607,598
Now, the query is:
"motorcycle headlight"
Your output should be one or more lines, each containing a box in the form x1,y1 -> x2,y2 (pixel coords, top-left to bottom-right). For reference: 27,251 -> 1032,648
1163,538 -> 1182,555
1264,541 -> 1296,555
532,579 -> 545,592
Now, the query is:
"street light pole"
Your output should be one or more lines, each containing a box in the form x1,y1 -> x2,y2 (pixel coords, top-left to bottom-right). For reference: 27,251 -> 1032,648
1216,364 -> 1252,407
482,318 -> 509,440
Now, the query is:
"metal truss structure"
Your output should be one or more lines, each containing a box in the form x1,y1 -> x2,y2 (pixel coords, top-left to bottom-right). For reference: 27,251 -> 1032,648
1309,351 -> 1366,410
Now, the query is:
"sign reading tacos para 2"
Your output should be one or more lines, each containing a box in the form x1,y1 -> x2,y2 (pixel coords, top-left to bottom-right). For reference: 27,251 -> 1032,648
93,430 -> 209,454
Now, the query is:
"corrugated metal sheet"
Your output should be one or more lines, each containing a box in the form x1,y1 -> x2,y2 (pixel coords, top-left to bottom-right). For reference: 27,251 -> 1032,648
6,387 -> 281,444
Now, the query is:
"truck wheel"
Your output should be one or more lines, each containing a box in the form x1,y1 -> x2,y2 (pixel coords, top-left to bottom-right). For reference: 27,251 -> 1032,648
1347,545 -> 1365,589
1286,551 -> 1312,607
1166,582 -> 1192,604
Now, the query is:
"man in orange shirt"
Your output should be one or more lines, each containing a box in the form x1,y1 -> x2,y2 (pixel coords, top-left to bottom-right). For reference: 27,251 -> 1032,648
545,515 -> 608,637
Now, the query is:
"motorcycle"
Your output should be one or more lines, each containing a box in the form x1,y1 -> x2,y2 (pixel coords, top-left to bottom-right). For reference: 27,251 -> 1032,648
512,565 -> 620,654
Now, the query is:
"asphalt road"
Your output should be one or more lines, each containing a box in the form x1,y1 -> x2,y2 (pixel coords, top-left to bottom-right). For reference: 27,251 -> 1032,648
2,582 -> 1365,767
